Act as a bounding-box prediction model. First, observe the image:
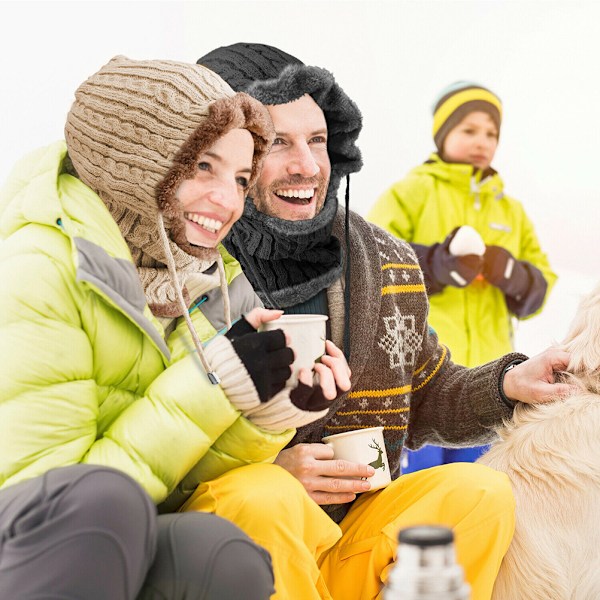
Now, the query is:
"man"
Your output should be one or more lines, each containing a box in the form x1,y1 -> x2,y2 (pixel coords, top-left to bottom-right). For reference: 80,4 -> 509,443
184,43 -> 572,600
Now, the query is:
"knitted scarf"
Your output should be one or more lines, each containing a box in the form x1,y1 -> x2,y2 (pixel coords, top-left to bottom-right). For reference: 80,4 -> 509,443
224,192 -> 343,309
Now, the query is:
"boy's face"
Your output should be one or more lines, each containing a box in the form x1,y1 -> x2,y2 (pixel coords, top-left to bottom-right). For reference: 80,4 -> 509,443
250,94 -> 331,221
442,111 -> 499,171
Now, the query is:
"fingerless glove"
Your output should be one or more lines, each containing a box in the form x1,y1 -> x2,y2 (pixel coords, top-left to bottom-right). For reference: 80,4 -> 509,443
225,318 -> 294,403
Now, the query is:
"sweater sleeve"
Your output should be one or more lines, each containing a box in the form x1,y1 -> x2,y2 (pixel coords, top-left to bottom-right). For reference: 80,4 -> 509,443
405,326 -> 527,449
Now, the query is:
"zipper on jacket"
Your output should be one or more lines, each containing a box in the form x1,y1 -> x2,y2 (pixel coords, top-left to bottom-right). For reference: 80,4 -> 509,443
470,177 -> 481,210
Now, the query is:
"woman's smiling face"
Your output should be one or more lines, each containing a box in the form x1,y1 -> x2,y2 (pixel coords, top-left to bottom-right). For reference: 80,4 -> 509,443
177,127 -> 254,247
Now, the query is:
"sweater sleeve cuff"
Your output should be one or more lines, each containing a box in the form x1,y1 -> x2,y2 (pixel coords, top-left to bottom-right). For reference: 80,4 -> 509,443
468,352 -> 529,427
498,358 -> 527,408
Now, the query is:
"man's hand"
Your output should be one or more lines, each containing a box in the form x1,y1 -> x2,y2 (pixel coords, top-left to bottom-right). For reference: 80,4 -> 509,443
300,340 -> 352,397
502,347 -> 574,404
274,443 -> 375,505
244,307 -> 284,330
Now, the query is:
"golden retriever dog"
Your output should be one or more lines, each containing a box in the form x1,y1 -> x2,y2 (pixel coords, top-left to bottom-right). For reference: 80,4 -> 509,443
478,283 -> 600,600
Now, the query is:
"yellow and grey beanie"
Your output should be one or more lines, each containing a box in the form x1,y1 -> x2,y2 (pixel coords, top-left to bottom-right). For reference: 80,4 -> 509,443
432,81 -> 502,153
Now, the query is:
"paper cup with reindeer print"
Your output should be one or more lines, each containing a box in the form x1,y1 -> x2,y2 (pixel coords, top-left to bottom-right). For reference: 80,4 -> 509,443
259,314 -> 328,387
321,426 -> 391,491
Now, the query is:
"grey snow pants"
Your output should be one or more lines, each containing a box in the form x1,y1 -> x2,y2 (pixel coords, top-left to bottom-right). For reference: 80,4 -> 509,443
0,464 -> 275,599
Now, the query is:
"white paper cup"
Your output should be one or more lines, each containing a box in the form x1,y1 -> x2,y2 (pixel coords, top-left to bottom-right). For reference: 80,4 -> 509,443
321,426 -> 391,491
259,314 -> 328,386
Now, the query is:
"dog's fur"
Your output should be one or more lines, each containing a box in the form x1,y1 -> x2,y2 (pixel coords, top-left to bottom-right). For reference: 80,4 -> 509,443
478,283 -> 600,600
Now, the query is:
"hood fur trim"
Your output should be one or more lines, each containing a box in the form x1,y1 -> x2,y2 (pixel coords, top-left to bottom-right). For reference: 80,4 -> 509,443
156,92 -> 274,261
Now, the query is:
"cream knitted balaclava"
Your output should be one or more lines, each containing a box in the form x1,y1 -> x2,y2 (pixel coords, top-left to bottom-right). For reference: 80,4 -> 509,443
64,55 -> 274,317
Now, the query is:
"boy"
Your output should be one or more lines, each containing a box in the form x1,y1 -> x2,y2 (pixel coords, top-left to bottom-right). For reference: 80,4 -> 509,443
369,81 -> 556,469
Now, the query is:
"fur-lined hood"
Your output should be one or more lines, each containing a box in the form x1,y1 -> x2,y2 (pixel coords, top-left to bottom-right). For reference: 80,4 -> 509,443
198,43 -> 363,205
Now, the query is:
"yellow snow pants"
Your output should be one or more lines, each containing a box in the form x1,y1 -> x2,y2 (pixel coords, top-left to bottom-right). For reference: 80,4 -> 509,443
183,461 -> 515,600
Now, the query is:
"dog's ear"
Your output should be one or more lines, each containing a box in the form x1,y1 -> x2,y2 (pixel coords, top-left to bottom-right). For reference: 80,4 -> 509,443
561,283 -> 600,375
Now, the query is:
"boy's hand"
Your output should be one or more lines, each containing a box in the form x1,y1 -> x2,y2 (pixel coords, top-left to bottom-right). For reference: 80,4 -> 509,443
430,228 -> 483,288
482,246 -> 530,300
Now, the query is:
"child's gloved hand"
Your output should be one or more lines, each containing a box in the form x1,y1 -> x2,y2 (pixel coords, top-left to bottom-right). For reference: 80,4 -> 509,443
430,227 -> 484,288
482,246 -> 531,300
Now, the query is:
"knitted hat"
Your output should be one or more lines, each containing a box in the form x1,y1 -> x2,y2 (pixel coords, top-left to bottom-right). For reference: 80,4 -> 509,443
64,55 -> 275,382
65,55 -> 273,266
65,56 -> 273,316
432,81 -> 502,153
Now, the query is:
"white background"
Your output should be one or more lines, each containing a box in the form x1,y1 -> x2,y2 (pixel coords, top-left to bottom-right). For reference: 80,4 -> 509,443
1,0 -> 597,355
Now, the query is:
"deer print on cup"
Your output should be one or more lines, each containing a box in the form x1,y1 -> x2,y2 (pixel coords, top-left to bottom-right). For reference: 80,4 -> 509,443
368,439 -> 386,472
322,426 -> 392,492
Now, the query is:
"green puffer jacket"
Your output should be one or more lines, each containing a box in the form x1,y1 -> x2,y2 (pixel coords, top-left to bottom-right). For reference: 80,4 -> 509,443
368,154 -> 557,366
0,142 -> 293,503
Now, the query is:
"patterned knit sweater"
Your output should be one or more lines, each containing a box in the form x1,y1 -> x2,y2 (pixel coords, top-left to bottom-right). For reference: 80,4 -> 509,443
289,209 -> 526,522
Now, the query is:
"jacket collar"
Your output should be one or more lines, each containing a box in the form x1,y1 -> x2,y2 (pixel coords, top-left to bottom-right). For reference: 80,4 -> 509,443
416,153 -> 503,195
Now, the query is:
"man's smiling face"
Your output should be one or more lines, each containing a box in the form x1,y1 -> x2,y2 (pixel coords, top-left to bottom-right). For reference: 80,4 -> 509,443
250,94 -> 331,221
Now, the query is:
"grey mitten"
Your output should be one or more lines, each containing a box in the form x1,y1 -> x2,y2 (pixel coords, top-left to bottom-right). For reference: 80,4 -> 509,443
430,227 -> 484,288
483,246 -> 530,300
413,227 -> 484,295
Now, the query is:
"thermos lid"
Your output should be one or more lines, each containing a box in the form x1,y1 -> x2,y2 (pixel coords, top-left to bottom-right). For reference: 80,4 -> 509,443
398,525 -> 454,547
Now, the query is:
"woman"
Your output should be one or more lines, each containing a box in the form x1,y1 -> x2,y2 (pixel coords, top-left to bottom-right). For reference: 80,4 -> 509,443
0,56 -> 341,599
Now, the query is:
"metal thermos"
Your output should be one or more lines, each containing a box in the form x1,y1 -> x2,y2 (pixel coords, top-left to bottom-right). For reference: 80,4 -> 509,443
383,525 -> 471,600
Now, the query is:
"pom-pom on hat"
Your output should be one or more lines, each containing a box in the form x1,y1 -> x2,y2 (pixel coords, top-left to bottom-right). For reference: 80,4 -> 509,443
432,81 -> 502,153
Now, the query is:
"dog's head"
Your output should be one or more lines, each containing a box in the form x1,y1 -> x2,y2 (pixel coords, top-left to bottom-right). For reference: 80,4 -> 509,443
558,282 -> 600,395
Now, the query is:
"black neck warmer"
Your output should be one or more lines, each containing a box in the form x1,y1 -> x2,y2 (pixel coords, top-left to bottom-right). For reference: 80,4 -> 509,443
224,190 -> 342,309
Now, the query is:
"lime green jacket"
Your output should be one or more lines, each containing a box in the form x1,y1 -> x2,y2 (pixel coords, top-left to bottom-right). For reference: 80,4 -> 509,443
368,154 -> 556,366
0,142 -> 292,503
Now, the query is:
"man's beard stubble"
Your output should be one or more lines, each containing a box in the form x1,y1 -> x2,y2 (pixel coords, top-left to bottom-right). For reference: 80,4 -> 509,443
249,173 -> 329,220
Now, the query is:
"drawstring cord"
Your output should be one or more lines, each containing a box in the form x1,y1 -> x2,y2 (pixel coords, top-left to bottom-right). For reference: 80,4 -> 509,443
343,174 -> 351,362
157,212 -> 221,385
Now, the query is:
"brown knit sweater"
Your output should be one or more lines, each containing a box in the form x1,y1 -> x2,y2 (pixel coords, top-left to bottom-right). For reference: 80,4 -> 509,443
290,209 -> 526,522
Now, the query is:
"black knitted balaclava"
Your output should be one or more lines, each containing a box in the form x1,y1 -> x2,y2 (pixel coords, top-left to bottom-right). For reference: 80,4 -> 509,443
197,43 -> 363,324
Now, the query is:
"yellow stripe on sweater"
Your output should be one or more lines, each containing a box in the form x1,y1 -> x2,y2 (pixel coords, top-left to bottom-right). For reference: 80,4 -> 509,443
382,284 -> 426,295
335,408 -> 410,416
381,263 -> 421,270
348,385 -> 411,398
412,345 -> 448,392
324,424 -> 408,431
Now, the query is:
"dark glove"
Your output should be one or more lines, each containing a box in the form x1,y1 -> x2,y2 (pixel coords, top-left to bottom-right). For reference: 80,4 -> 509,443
289,380 -> 341,412
225,317 -> 293,403
482,246 -> 531,300
224,316 -> 256,341
426,228 -> 483,291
